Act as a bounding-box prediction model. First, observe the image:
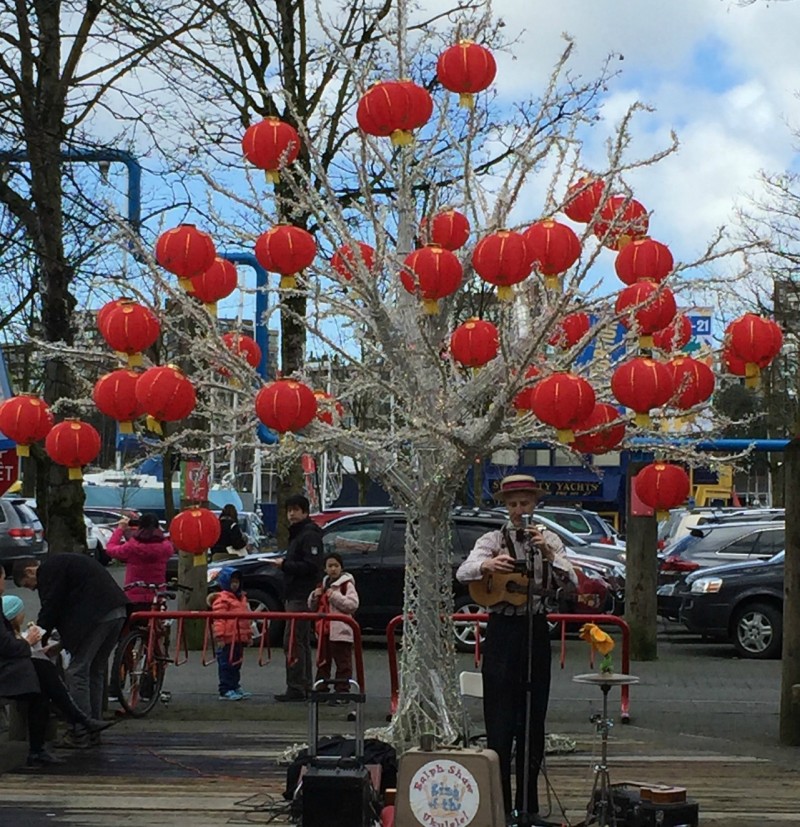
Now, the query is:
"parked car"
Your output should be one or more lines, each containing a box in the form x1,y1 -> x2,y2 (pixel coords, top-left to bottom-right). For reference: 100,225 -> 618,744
207,508 -> 623,651
677,551 -> 784,659
535,506 -> 623,547
0,496 -> 46,574
657,507 -> 785,550
657,520 -> 785,620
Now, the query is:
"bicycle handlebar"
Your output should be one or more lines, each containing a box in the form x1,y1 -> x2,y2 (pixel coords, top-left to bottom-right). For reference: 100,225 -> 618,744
124,580 -> 193,593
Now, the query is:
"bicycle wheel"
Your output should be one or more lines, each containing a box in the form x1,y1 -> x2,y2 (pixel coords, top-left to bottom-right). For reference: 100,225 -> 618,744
112,630 -> 165,717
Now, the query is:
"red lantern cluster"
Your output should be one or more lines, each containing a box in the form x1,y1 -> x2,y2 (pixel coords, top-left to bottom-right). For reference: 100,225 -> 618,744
44,419 -> 101,480
615,281 -> 677,348
135,365 -> 197,433
420,209 -> 470,251
155,224 -> 217,288
190,258 -> 238,315
331,242 -> 376,281
356,80 -> 433,146
0,395 -> 53,457
724,314 -> 783,388
530,372 -> 596,443
563,177 -> 605,224
666,357 -> 715,411
170,507 -> 221,556
611,357 -> 674,427
471,230 -> 531,301
241,117 -> 300,183
652,313 -> 692,353
97,299 -> 160,367
400,245 -> 463,314
220,332 -> 262,373
523,219 -> 581,290
255,379 -> 317,433
436,40 -> 497,109
547,312 -> 591,349
93,370 -> 146,434
572,403 -> 626,455
450,318 -> 499,368
614,238 -> 673,285
593,196 -> 649,250
634,462 -> 690,518
255,225 -> 317,290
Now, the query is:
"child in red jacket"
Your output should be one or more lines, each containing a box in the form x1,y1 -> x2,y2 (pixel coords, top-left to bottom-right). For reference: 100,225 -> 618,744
207,567 -> 253,701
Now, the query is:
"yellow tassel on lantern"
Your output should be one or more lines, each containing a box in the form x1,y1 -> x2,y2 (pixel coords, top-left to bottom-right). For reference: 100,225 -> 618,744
639,335 -> 654,349
145,415 -> 163,435
497,285 -> 513,301
267,170 -> 280,184
458,92 -> 475,109
204,302 -> 218,317
119,421 -> 134,434
422,299 -> 440,315
178,277 -> 194,292
68,467 -> 83,481
280,274 -> 298,289
193,553 -> 206,566
126,352 -> 143,367
545,275 -> 562,291
390,129 -> 414,146
616,234 -> 633,251
556,428 -> 575,443
15,444 -> 30,457
744,363 -> 761,389
634,412 -> 651,427
656,509 -> 669,521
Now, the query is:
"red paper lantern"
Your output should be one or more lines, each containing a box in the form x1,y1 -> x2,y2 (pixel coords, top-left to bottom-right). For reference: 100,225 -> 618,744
0,395 -> 54,457
615,281 -> 677,348
652,313 -> 693,353
450,318 -> 499,368
523,219 -> 581,290
331,242 -> 376,281
241,117 -> 300,182
255,379 -> 317,433
530,372 -> 596,443
572,403 -> 626,455
593,196 -> 649,250
190,258 -> 238,315
400,245 -> 463,314
314,391 -> 345,426
667,356 -> 715,410
220,332 -> 262,373
170,507 -> 221,556
356,80 -> 433,146
135,366 -> 197,433
634,462 -> 691,518
471,230 -> 531,301
722,345 -> 748,378
614,237 -> 673,285
421,209 -> 470,251
512,365 -> 541,413
548,312 -> 592,349
155,224 -> 217,287
93,370 -> 146,434
611,357 -> 674,427
44,419 -> 101,480
97,299 -> 160,367
725,314 -> 783,388
563,176 -> 605,224
254,225 -> 317,289
436,40 -> 497,109
97,297 -> 134,332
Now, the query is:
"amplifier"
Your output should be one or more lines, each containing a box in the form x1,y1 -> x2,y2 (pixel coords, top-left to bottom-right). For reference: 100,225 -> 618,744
593,784 -> 699,827
301,762 -> 377,827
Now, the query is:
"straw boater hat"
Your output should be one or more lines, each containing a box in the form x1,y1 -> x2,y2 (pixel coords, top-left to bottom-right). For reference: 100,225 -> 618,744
495,474 -> 546,500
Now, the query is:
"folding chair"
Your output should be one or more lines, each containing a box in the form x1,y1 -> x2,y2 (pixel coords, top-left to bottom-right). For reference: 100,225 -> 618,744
458,670 -> 485,747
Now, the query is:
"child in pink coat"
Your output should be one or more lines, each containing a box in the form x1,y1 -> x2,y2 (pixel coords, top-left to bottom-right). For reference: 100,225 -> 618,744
207,567 -> 253,701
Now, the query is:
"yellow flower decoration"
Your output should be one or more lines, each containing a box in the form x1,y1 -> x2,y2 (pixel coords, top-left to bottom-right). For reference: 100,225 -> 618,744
579,622 -> 615,668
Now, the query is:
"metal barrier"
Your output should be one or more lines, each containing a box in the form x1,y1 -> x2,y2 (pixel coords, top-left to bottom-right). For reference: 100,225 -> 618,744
385,612 -> 632,722
128,610 -> 366,693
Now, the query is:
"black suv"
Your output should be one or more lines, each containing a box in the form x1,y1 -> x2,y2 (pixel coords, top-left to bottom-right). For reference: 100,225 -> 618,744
0,496 -> 46,574
207,509 -> 620,651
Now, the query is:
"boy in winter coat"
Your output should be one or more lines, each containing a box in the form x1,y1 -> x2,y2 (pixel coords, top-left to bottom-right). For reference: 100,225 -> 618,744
308,552 -> 359,700
207,567 -> 253,701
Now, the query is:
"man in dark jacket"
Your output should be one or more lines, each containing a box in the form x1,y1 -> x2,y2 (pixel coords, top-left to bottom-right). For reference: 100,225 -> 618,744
14,553 -> 127,747
267,494 -> 323,701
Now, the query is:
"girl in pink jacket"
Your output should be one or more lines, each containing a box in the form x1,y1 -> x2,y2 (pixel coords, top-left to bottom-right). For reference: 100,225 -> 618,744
207,567 -> 253,701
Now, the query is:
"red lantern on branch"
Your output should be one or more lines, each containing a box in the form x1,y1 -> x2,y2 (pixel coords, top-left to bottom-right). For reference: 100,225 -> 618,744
725,314 -> 783,389
255,379 -> 317,433
471,230 -> 531,301
615,281 -> 677,348
530,372 -> 596,443
512,365 -> 541,414
572,403 -> 626,455
241,117 -> 300,183
547,312 -> 591,349
450,318 -> 499,368
523,219 -> 581,290
614,237 -> 673,285
0,395 -> 53,457
220,332 -> 262,373
155,224 -> 217,289
135,366 -> 196,434
652,312 -> 693,353
314,391 -> 345,426
97,297 -> 133,331
356,80 -> 433,146
400,245 -> 463,314
254,225 -> 317,289
611,357 -> 674,427
97,299 -> 160,368
45,419 -> 101,481
190,258 -> 238,315
331,242 -> 376,282
634,462 -> 691,519
593,196 -> 649,250
563,176 -> 605,224
667,356 -> 715,411
436,40 -> 497,109
170,507 -> 221,558
722,345 -> 748,379
93,370 -> 146,434
420,209 -> 470,251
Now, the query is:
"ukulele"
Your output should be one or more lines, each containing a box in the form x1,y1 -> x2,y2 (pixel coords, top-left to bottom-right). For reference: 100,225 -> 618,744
469,570 -> 557,608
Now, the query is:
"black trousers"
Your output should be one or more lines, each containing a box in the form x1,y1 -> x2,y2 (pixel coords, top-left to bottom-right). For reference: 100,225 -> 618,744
481,612 -> 551,816
31,658 -> 85,726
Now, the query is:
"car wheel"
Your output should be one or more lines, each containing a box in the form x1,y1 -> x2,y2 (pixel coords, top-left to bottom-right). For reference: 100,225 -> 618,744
732,601 -> 782,659
246,588 -> 285,647
453,596 -> 487,653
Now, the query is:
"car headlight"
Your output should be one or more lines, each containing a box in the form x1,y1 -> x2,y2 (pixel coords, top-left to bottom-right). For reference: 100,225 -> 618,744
690,577 -> 723,594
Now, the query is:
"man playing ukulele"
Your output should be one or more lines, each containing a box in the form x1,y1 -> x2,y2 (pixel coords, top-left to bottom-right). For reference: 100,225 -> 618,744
456,474 -> 577,827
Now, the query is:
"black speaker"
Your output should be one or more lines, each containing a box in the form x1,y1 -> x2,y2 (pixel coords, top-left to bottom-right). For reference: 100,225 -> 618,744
301,762 -> 377,827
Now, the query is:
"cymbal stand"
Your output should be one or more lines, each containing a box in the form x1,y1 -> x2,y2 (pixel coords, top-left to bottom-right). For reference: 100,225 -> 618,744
585,681 -> 616,827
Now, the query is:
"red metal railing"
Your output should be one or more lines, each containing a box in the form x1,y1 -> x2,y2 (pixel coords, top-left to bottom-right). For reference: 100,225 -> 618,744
385,612 -> 632,722
129,610 -> 366,693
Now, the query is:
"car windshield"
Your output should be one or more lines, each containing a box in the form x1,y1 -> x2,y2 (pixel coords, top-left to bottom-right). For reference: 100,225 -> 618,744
663,532 -> 702,556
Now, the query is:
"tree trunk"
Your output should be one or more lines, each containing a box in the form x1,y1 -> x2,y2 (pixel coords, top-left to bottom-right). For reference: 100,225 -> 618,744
780,438 -> 800,744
